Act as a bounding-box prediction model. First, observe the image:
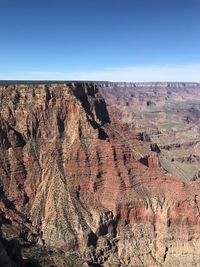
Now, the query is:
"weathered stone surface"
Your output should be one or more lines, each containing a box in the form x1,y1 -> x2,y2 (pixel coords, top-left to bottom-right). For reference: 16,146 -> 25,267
100,82 -> 200,183
0,82 -> 199,266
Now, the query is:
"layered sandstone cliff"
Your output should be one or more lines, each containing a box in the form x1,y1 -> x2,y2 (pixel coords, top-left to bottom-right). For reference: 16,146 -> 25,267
0,82 -> 199,266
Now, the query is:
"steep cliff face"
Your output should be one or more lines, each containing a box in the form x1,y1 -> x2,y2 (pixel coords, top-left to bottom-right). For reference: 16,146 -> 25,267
0,83 -> 111,248
0,82 -> 200,267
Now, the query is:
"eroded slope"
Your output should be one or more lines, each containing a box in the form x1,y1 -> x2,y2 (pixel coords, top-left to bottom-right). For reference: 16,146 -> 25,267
0,82 -> 199,267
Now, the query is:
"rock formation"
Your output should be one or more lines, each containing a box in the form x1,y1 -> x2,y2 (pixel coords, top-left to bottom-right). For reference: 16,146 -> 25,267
100,82 -> 200,182
0,82 -> 199,266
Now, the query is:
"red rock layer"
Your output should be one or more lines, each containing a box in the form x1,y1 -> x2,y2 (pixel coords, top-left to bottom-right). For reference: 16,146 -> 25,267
0,82 -> 199,266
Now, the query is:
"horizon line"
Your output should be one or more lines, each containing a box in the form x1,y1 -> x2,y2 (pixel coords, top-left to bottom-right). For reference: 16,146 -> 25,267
0,80 -> 200,85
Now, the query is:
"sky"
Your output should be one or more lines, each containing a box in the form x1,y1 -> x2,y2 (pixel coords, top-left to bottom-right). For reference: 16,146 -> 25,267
0,0 -> 200,82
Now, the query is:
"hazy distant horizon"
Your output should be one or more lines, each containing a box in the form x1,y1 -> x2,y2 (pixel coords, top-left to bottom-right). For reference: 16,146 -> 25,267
1,64 -> 200,83
0,80 -> 200,85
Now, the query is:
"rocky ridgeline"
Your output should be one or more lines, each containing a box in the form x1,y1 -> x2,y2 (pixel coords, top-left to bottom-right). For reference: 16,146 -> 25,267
99,82 -> 200,106
0,82 -> 199,266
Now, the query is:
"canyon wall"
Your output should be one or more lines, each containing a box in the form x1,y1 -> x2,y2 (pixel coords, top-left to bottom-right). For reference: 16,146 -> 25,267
0,82 -> 200,266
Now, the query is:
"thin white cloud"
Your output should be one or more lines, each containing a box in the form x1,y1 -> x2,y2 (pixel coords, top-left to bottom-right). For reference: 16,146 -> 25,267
1,64 -> 200,82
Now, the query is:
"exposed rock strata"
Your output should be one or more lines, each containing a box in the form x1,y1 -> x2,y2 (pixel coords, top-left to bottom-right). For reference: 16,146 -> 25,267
100,82 -> 200,182
0,82 -> 199,266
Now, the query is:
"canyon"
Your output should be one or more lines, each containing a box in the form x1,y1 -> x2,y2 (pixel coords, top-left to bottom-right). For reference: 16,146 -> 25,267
0,82 -> 199,267
100,82 -> 200,182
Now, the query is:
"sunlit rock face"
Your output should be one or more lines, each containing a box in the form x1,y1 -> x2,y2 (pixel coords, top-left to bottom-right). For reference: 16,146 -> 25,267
0,82 -> 200,267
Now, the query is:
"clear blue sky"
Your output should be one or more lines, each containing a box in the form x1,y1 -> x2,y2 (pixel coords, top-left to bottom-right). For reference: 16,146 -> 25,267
0,0 -> 200,81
